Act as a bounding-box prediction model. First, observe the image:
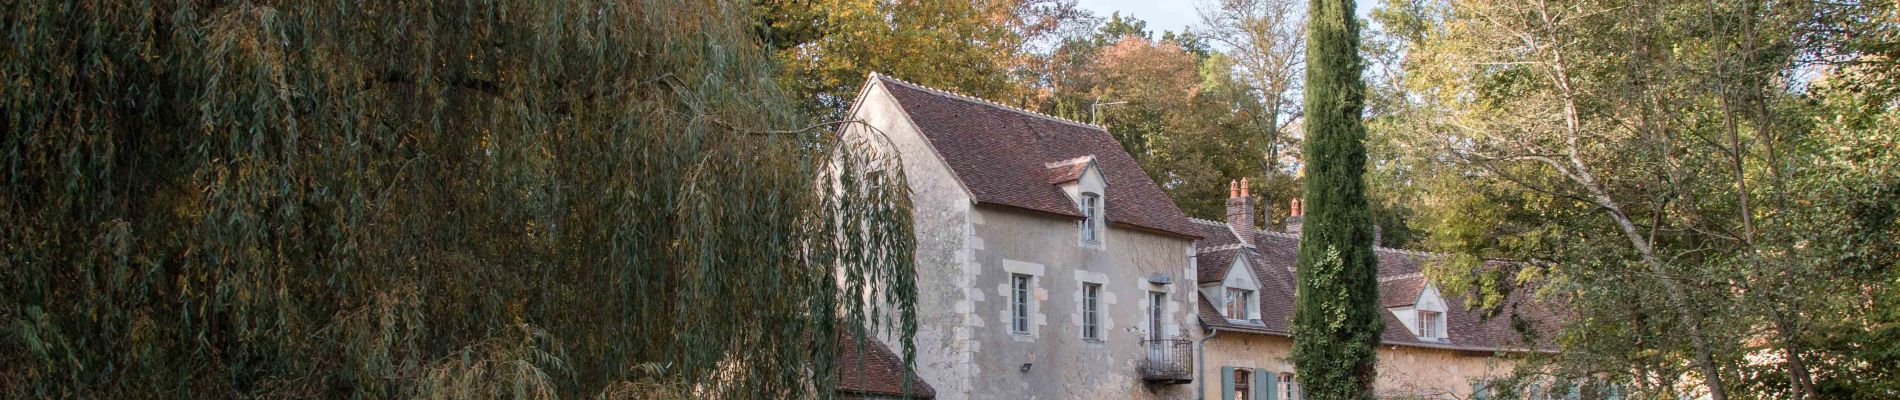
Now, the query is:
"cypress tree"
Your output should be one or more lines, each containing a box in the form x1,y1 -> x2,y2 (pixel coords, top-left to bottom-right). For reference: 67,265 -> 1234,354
1288,0 -> 1382,397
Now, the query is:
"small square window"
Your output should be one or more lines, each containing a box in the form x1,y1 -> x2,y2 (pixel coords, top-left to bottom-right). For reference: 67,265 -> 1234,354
1419,310 -> 1443,338
1224,288 -> 1254,320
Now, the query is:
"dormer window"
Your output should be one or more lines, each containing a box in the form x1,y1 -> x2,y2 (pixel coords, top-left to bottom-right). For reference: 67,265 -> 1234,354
1224,288 -> 1254,320
1080,193 -> 1101,243
1419,310 -> 1444,339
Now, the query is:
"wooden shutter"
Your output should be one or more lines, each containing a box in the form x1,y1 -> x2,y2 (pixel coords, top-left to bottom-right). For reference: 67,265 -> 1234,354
1221,366 -> 1236,400
1255,370 -> 1278,400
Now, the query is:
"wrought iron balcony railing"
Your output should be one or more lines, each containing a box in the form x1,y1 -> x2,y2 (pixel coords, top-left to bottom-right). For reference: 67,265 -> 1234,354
1138,338 -> 1194,384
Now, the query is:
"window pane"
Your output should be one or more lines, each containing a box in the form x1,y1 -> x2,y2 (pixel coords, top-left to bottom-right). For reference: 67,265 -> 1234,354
1083,284 -> 1099,339
1012,275 -> 1030,333
1081,194 -> 1100,243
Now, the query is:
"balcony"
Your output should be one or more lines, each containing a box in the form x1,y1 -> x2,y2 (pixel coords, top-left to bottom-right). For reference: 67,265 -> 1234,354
1138,338 -> 1194,384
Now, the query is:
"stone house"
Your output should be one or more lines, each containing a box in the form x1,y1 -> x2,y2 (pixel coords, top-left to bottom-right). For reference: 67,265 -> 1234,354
1192,187 -> 1554,400
836,74 -> 1551,399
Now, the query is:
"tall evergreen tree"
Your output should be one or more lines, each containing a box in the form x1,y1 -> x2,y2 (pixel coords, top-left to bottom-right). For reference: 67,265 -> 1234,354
1288,0 -> 1382,397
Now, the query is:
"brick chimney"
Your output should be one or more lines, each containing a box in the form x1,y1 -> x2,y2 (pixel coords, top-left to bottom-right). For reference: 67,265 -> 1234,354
1225,178 -> 1257,247
1285,199 -> 1304,235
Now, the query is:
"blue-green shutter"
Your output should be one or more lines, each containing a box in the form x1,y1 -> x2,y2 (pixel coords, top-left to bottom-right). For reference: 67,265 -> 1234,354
1255,370 -> 1278,400
1605,384 -> 1622,400
1220,366 -> 1237,400
1472,381 -> 1489,400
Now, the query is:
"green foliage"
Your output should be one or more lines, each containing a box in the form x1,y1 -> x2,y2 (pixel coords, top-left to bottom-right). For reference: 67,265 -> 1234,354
1364,0 -> 1900,396
0,1 -> 917,398
1289,0 -> 1383,397
759,0 -> 1032,118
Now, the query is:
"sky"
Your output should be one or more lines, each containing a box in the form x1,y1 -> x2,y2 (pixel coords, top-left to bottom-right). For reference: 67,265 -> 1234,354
1073,0 -> 1205,36
1073,0 -> 1377,38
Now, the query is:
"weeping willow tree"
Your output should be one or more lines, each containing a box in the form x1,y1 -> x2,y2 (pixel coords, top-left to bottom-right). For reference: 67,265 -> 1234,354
0,1 -> 917,398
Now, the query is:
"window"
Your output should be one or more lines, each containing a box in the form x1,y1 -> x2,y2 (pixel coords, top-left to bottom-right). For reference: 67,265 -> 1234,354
1280,372 -> 1302,400
1233,369 -> 1253,400
1011,274 -> 1031,334
1080,193 -> 1101,243
1082,283 -> 1101,340
1419,310 -> 1443,339
1224,288 -> 1254,320
1148,291 -> 1166,340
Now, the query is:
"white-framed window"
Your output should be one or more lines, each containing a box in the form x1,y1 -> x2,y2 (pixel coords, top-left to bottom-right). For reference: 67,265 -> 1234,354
1419,310 -> 1444,339
1082,283 -> 1101,340
1148,291 -> 1166,340
1080,193 -> 1101,243
1224,288 -> 1254,320
1280,372 -> 1302,400
1011,274 -> 1032,334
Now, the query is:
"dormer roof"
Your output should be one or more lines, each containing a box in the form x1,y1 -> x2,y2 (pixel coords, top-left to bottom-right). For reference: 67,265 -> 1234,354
1380,274 -> 1428,307
1044,156 -> 1095,184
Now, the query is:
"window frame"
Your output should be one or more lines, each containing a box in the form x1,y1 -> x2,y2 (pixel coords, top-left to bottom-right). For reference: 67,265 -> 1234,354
1233,368 -> 1253,400
1280,372 -> 1301,400
1011,274 -> 1032,334
1419,310 -> 1443,339
1224,288 -> 1255,320
1080,193 -> 1101,243
1081,283 -> 1101,340
1148,291 -> 1166,340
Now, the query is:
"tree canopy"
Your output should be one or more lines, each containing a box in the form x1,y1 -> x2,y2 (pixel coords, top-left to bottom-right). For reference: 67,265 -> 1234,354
2,1 -> 916,398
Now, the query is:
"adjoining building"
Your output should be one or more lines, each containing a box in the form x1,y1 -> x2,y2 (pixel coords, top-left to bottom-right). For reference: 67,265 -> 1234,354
1191,186 -> 1556,399
835,73 -> 1553,400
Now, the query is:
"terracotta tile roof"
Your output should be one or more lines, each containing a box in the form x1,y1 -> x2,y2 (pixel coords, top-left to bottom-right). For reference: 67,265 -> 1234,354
1044,156 -> 1093,184
1379,275 -> 1427,307
1191,220 -> 1558,352
836,329 -> 935,399
873,75 -> 1200,238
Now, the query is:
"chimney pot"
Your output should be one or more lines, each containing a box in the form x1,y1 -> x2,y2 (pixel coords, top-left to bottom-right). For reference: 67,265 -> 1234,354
1285,199 -> 1305,235
1225,179 -> 1257,247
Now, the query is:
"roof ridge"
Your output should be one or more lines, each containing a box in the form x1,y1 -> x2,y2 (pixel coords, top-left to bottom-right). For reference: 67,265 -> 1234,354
1187,217 -> 1227,227
1379,272 -> 1425,282
1200,243 -> 1246,253
1043,155 -> 1095,168
1241,227 -> 1442,257
871,72 -> 1105,131
1256,229 -> 1299,239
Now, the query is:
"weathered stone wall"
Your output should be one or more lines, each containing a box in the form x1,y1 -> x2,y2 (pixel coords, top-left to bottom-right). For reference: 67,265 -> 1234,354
962,206 -> 1198,399
843,81 -> 978,397
1198,333 -> 1517,399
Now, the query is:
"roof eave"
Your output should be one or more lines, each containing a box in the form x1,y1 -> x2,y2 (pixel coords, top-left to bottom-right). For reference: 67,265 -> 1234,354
1111,221 -> 1204,240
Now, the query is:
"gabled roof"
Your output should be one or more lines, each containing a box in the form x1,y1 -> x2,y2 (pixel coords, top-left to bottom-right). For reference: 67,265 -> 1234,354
836,329 -> 935,399
1044,156 -> 1094,184
1380,274 -> 1428,307
1189,218 -> 1558,352
870,75 -> 1200,238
